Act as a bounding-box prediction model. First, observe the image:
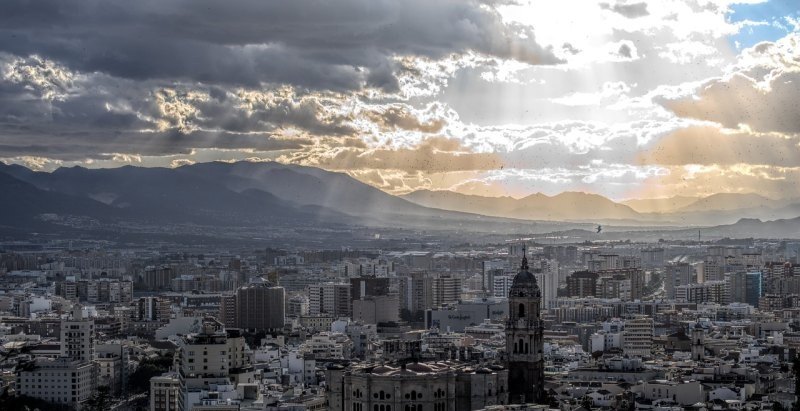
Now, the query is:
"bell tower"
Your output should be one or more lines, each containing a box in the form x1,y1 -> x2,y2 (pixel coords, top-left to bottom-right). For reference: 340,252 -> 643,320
691,323 -> 705,361
506,249 -> 545,404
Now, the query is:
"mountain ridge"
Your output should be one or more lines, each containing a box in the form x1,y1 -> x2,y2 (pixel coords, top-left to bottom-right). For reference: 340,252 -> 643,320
3,161 -> 800,239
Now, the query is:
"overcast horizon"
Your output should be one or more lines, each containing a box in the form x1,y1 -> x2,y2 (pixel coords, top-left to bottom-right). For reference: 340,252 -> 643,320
1,0 -> 798,202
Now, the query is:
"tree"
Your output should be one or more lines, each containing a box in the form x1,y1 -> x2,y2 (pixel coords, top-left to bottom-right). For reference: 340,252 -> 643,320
127,353 -> 174,394
793,355 -> 800,411
84,386 -> 112,411
580,395 -> 594,410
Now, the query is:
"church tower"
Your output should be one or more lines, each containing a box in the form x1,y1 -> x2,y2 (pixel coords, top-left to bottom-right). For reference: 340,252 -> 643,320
691,323 -> 705,361
506,250 -> 545,404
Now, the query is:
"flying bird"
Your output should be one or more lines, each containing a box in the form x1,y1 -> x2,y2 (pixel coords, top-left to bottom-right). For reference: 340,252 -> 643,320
596,225 -> 602,234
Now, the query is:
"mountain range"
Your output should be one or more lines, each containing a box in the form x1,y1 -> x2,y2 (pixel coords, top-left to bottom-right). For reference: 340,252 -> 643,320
0,161 -> 561,237
401,190 -> 642,222
402,190 -> 800,226
1,161 -> 799,240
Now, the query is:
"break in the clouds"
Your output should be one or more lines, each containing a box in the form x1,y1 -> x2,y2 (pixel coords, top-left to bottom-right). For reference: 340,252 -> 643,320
0,0 -> 799,201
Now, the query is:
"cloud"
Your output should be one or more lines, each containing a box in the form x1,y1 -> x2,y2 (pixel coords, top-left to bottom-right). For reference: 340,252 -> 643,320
0,127 -> 314,162
170,158 -> 195,168
280,136 -> 504,173
364,104 -> 448,133
661,34 -> 800,134
639,164 -> 800,200
662,71 -> 800,133
600,2 -> 649,18
345,169 -> 433,193
0,0 -> 559,93
639,126 -> 800,167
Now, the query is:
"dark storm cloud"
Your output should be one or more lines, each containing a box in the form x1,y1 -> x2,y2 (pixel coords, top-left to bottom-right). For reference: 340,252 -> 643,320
0,0 -> 559,92
0,125 -> 313,162
0,53 -> 361,158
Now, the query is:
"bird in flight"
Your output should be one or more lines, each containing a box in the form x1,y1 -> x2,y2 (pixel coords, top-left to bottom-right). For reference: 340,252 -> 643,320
596,225 -> 602,234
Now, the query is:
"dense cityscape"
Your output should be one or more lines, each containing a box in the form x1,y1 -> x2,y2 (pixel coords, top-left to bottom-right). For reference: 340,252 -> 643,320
0,237 -> 799,410
2,0 -> 800,410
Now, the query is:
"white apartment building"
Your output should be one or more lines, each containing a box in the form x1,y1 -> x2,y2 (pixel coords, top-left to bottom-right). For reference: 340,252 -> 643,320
623,316 -> 654,358
17,357 -> 95,407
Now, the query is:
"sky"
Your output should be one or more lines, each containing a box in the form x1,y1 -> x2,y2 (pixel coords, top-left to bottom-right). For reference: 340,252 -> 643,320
0,0 -> 798,201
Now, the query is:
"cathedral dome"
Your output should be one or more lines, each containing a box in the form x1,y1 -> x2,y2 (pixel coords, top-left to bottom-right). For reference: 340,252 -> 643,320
511,255 -> 540,293
513,269 -> 537,285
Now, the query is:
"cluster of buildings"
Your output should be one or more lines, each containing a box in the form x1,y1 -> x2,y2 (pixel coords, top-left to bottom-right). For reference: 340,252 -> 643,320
1,240 -> 800,410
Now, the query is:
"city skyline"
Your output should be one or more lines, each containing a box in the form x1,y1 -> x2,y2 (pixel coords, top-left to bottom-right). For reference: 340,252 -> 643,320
0,0 -> 798,201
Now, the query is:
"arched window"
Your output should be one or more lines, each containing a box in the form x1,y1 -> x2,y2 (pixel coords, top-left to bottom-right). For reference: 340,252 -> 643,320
519,338 -> 524,353
518,303 -> 525,318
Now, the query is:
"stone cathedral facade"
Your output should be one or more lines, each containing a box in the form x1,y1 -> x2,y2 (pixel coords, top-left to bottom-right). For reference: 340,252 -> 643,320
505,252 -> 545,404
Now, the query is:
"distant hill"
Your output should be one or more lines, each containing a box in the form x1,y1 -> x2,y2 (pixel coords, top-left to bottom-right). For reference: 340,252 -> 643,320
0,161 -> 557,233
0,170 -> 119,229
402,190 -> 642,221
676,193 -> 785,213
4,161 -> 800,239
621,196 -> 698,213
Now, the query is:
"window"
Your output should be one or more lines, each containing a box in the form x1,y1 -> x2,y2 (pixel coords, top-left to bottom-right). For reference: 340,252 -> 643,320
518,303 -> 525,318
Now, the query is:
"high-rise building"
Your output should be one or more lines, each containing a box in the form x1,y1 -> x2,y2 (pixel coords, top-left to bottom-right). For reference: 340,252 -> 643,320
236,280 -> 285,331
17,305 -> 98,408
150,372 -> 180,411
286,294 -> 309,317
530,257 -> 560,307
596,268 -> 645,301
762,262 -> 800,294
352,295 -> 400,324
137,296 -> 171,322
675,281 -> 729,304
308,283 -> 351,318
173,322 -> 254,411
398,272 -> 433,316
785,242 -> 800,262
76,279 -> 133,303
218,293 -> 237,327
431,274 -> 462,307
703,256 -> 725,282
506,254 -> 544,404
16,358 -> 96,407
665,263 -> 694,299
728,271 -> 762,307
141,266 -> 176,291
482,259 -> 507,293
566,271 -> 599,298
640,248 -> 665,268
61,305 -> 95,363
623,316 -> 653,358
350,277 -> 390,301
492,275 -> 515,298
